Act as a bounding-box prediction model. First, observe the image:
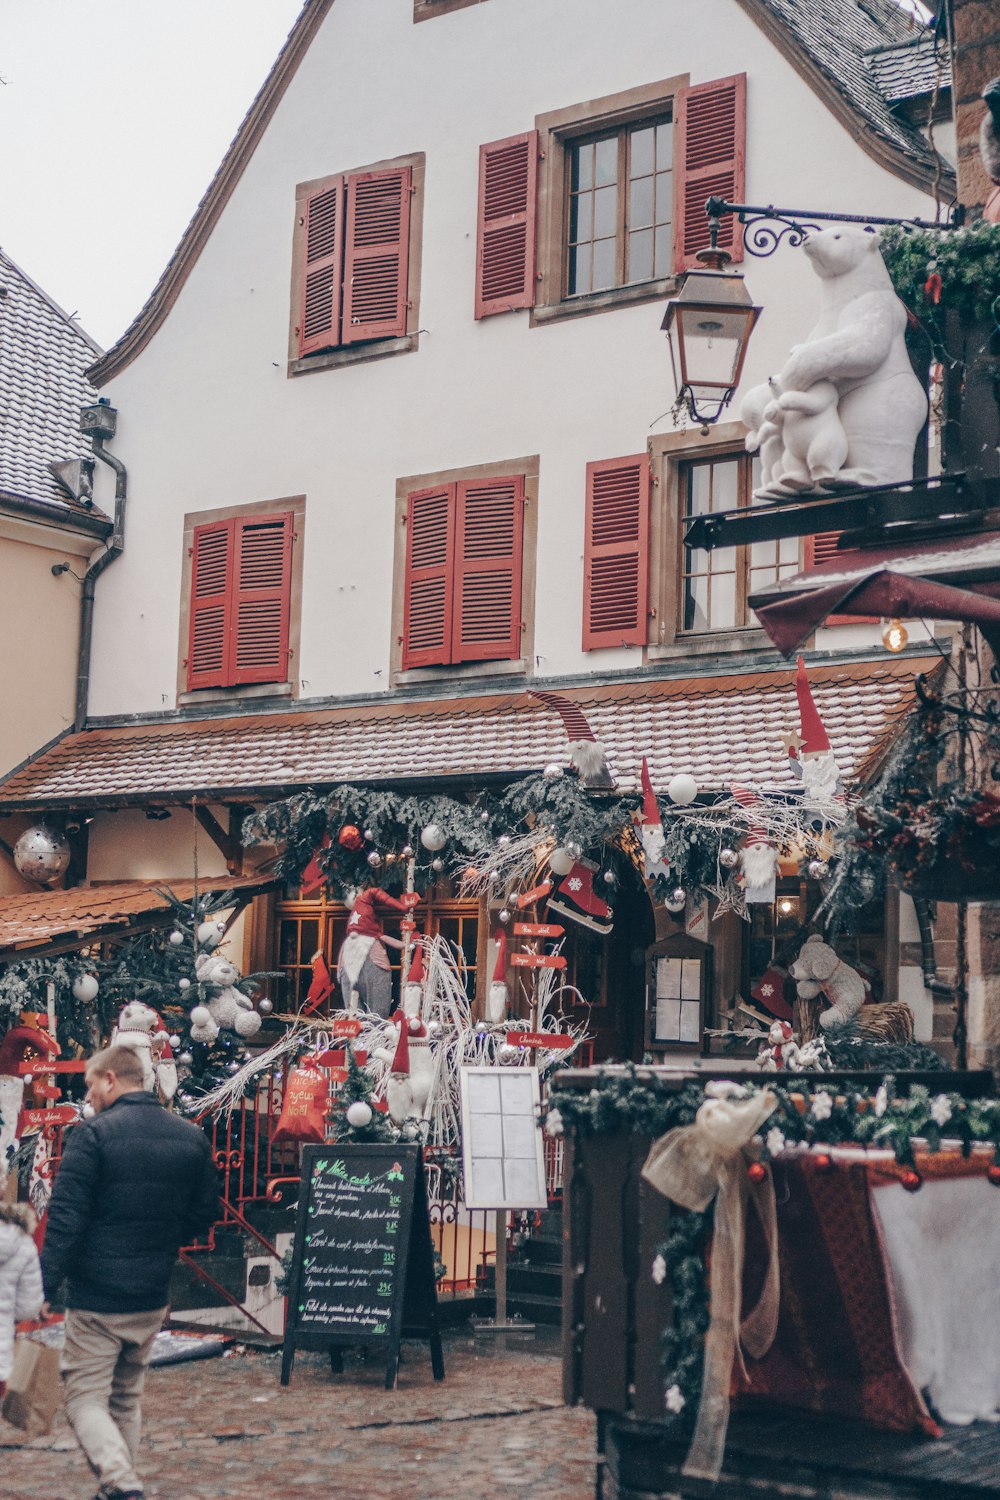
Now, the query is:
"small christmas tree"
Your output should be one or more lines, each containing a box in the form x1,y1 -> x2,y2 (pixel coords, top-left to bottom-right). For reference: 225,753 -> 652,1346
327,1051 -> 396,1142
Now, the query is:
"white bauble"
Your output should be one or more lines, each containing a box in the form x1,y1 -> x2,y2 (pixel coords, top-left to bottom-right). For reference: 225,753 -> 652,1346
13,825 -> 70,884
169,1034 -> 181,1049
346,1100 -> 373,1128
72,973 -> 99,1003
543,763 -> 564,779
179,977 -> 191,991
169,930 -> 185,946
667,774 -> 698,806
421,823 -> 446,851
190,1005 -> 213,1028
549,846 -> 575,876
258,997 -> 273,1015
197,919 -> 226,949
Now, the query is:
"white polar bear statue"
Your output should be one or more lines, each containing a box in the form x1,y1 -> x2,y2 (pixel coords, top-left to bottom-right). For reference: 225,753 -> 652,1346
775,227 -> 927,490
740,379 -> 787,494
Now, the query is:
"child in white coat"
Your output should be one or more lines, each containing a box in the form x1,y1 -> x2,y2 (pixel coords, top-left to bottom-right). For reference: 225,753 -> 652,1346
0,1202 -> 43,1400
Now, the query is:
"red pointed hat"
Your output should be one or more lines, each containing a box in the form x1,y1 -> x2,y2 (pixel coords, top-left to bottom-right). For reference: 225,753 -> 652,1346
391,1016 -> 410,1074
795,656 -> 831,756
406,940 -> 424,986
640,757 -> 661,826
492,929 -> 507,982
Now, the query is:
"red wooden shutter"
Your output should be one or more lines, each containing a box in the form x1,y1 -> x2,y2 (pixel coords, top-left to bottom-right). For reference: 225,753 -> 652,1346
804,531 -> 877,625
342,166 -> 411,344
475,132 -> 539,319
298,179 -> 345,357
673,73 -> 746,272
231,513 -> 294,685
402,486 -> 456,669
187,521 -> 233,690
582,456 -> 650,649
452,476 -> 524,662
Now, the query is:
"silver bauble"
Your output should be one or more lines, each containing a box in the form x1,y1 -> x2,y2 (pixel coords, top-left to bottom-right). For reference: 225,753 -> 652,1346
431,857 -> 444,872
665,886 -> 687,913
603,870 -> 615,885
498,834 -> 511,848
543,763 -> 564,779
807,859 -> 830,881
480,811 -> 490,822
258,997 -> 274,1015
13,824 -> 70,884
400,844 -> 414,859
72,973 -> 99,1003
363,828 -> 374,841
367,850 -> 383,868
178,1051 -> 193,1067
227,1060 -> 241,1074
498,1043 -> 519,1063
498,908 -> 511,924
420,823 -> 446,851
719,847 -> 739,870
564,841 -> 583,861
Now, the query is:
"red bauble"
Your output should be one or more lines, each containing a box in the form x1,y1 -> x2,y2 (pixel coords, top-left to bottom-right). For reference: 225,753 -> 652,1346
987,1163 -> 1000,1187
813,1152 -> 833,1173
338,824 -> 364,851
900,1168 -> 922,1193
747,1161 -> 767,1184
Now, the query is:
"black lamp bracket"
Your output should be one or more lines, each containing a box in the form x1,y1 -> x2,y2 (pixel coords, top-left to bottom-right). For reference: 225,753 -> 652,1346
704,196 -> 958,259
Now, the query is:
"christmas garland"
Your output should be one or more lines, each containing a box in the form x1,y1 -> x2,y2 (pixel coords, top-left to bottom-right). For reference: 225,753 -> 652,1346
880,221 -> 1000,328
545,1067 -> 1000,1426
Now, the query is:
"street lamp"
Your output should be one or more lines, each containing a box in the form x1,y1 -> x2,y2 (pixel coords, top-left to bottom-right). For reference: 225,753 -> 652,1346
660,216 -> 761,426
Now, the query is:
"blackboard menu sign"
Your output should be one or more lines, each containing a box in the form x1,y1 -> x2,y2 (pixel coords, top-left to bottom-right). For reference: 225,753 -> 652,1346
280,1143 -> 443,1390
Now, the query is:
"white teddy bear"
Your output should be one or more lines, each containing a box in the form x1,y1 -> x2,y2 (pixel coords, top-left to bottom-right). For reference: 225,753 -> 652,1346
189,951 -> 262,1043
788,934 -> 867,1030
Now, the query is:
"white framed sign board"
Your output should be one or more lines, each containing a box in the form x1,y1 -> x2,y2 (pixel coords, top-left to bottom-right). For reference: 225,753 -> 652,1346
460,1066 -> 547,1210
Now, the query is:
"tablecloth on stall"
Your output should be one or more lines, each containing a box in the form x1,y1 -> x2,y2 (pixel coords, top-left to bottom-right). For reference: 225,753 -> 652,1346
735,1155 -> 940,1435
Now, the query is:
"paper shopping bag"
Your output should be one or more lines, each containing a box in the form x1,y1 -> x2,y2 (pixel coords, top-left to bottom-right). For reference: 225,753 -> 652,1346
271,1065 -> 329,1144
1,1334 -> 62,1438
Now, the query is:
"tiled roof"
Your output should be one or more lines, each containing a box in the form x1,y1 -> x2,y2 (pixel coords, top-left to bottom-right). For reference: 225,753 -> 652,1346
866,33 -> 951,103
746,0 -> 948,180
0,252 -> 102,512
0,874 -> 277,960
0,658 -> 936,810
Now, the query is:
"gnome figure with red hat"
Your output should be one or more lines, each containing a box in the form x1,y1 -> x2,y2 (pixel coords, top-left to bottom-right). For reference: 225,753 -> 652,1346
384,1011 -> 433,1126
637,757 -> 670,883
787,656 -> 842,802
0,1025 -> 60,1191
337,887 -> 410,1016
487,929 -> 509,1023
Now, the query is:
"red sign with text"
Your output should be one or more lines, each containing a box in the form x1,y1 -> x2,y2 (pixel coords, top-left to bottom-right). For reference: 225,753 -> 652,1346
513,922 -> 564,938
506,1032 -> 575,1050
516,882 -> 553,909
510,952 -> 567,970
331,1017 -> 363,1037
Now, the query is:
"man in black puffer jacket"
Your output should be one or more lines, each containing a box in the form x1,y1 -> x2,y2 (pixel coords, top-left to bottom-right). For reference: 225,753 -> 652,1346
41,1044 -> 218,1500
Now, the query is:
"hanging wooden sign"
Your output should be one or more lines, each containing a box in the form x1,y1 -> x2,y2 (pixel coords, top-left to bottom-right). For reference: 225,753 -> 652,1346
516,881 -> 552,909
17,1059 -> 86,1075
19,1105 -> 77,1131
512,922 -> 564,938
505,1031 -> 575,1050
280,1143 -> 444,1392
331,1017 -> 363,1037
510,952 -> 567,970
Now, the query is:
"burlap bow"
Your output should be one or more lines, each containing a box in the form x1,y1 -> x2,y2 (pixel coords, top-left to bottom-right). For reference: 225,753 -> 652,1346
641,1089 -> 780,1482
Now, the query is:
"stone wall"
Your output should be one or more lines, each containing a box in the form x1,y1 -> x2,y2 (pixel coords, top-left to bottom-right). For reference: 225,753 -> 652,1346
953,0 -> 1000,211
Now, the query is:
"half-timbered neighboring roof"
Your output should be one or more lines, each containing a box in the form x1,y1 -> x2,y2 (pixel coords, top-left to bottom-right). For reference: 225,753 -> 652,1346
89,0 -> 953,387
0,656 -> 937,811
0,250 -> 103,518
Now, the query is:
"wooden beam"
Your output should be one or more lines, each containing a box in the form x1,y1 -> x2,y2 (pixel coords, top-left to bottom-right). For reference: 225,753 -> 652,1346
194,805 -> 240,872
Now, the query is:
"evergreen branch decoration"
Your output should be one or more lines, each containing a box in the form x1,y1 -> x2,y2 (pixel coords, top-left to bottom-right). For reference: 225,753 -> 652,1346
880,221 -> 1000,327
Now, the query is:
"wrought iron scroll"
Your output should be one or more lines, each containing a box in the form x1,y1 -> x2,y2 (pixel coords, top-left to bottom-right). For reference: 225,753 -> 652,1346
704,196 -> 957,260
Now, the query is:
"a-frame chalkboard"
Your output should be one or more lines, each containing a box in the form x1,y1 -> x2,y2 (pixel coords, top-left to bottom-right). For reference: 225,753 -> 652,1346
280,1142 -> 444,1391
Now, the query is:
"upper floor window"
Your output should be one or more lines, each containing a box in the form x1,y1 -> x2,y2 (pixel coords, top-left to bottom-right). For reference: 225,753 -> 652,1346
181,501 -> 302,699
290,154 -> 424,373
521,73 -> 745,325
679,454 -> 799,634
392,459 -> 538,683
567,117 -> 673,295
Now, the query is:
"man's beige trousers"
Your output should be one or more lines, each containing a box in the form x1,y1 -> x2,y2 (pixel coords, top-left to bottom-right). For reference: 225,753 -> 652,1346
61,1305 -> 167,1496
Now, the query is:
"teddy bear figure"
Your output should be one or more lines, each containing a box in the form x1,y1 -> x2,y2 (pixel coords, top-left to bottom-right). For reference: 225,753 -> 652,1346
789,934 -> 867,1030
190,951 -> 262,1043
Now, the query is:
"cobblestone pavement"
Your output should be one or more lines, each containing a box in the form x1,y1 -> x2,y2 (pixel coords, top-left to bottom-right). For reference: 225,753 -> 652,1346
3,1330 -> 598,1500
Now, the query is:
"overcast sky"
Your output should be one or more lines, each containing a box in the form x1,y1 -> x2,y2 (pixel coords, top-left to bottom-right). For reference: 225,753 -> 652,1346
2,1 -> 303,350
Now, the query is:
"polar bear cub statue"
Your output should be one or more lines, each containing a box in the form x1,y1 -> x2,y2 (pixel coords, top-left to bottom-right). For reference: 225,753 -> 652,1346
774,227 -> 926,490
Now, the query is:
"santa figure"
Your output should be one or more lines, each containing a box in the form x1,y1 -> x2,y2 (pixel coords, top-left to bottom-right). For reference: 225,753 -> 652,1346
384,1012 -> 433,1125
337,887 -> 411,1017
0,1025 -> 60,1192
487,929 -> 508,1023
401,938 -> 425,1019
732,784 -> 779,905
637,757 -> 670,882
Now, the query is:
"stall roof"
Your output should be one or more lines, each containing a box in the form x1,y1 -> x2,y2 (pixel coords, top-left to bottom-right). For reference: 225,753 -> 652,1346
749,532 -> 1000,657
0,874 -> 278,962
0,658 -> 938,811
